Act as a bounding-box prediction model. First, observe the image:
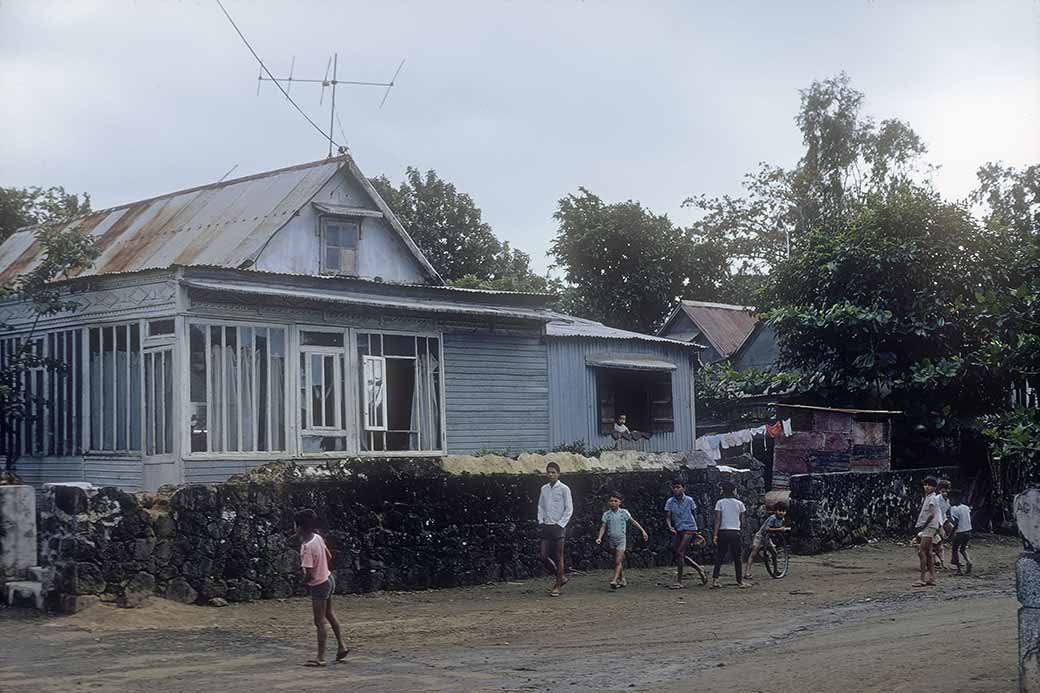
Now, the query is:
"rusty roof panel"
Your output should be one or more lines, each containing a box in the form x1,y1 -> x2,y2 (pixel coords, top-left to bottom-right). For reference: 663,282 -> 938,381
0,158 -> 342,283
680,300 -> 759,357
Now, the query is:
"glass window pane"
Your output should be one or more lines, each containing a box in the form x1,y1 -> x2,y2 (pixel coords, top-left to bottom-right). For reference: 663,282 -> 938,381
256,329 -> 268,452
325,224 -> 341,247
225,327 -> 239,452
240,327 -> 254,452
190,324 -> 207,452
302,331 -> 344,347
325,247 -> 341,271
362,356 -> 385,430
89,329 -> 101,450
271,329 -> 286,451
149,319 -> 175,336
163,351 -> 173,454
383,335 -> 416,357
310,353 -> 323,427
102,327 -> 114,450
386,358 -> 416,431
129,324 -> 141,451
209,326 -> 224,452
323,354 -> 336,427
145,352 -> 154,455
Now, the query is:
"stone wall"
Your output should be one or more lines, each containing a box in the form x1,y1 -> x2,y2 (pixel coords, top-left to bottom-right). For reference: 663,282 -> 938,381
787,466 -> 959,554
1016,488 -> 1040,691
37,454 -> 765,612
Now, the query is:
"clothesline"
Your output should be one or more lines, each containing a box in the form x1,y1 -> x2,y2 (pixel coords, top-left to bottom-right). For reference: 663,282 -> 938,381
694,419 -> 792,461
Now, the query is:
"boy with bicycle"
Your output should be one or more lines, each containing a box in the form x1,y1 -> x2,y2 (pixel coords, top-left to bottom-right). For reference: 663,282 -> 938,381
743,501 -> 791,581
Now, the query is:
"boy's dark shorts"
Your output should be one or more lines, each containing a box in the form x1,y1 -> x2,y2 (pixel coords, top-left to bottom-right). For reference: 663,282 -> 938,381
540,524 -> 566,543
308,574 -> 336,602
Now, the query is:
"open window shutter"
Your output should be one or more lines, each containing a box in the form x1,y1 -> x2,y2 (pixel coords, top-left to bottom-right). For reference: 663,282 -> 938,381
650,373 -> 674,432
597,370 -> 615,435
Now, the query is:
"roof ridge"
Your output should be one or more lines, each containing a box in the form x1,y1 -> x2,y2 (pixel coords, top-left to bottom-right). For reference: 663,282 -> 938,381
10,156 -> 349,236
681,299 -> 757,312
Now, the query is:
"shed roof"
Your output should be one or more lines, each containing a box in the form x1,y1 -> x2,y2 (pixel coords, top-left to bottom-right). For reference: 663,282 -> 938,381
659,300 -> 759,357
546,312 -> 697,348
773,403 -> 903,416
0,155 -> 440,284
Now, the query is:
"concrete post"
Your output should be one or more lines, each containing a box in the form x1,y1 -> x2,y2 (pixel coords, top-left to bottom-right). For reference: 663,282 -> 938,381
0,485 -> 37,579
1015,488 -> 1040,691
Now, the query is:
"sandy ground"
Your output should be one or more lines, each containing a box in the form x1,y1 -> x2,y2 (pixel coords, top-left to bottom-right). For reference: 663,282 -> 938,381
0,535 -> 1023,692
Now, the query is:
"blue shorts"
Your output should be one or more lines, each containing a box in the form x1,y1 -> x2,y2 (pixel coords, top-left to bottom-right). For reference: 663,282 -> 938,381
607,535 -> 627,551
308,574 -> 336,601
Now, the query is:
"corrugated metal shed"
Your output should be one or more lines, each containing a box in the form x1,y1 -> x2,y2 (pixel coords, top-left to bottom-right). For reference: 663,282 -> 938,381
659,300 -> 758,357
0,155 -> 440,285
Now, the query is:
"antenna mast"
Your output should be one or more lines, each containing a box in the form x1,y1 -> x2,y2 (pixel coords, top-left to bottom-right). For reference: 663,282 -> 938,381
257,54 -> 406,157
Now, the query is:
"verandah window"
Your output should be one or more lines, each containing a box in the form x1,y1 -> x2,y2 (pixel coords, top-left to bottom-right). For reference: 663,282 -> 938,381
88,324 -> 142,452
596,368 -> 674,435
0,330 -> 83,458
188,322 -> 287,453
299,330 -> 348,453
357,333 -> 442,452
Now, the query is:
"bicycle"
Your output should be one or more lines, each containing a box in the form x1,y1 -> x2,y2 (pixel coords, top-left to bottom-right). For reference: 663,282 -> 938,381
762,530 -> 791,579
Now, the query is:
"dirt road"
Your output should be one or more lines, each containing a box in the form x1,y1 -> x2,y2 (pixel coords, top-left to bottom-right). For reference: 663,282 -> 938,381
0,535 -> 1022,692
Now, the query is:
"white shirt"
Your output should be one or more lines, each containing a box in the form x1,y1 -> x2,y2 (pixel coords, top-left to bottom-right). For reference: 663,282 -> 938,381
917,493 -> 941,529
538,480 -> 573,527
613,423 -> 630,434
949,504 -> 972,532
714,497 -> 747,530
935,494 -> 950,522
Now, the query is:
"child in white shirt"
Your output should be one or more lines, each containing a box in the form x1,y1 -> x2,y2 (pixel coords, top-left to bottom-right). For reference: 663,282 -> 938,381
712,480 -> 751,589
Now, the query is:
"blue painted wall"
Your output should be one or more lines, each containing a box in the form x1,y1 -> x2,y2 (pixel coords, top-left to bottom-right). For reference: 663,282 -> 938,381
547,338 -> 695,453
443,333 -> 550,454
732,323 -> 780,371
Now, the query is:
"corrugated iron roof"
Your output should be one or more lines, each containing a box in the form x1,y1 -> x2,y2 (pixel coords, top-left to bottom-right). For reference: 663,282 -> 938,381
0,157 -> 345,285
675,300 -> 759,357
0,155 -> 443,285
546,312 -> 696,348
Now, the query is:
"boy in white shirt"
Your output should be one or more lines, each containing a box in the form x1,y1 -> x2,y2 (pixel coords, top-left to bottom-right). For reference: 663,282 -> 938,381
913,476 -> 941,587
932,479 -> 952,569
712,480 -> 751,589
537,461 -> 573,597
948,490 -> 974,575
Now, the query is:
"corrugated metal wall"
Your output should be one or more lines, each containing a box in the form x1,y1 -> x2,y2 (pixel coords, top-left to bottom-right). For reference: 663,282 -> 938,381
547,338 -> 694,453
443,333 -> 550,454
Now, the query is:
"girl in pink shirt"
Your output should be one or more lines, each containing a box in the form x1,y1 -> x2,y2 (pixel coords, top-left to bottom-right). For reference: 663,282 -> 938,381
295,509 -> 348,667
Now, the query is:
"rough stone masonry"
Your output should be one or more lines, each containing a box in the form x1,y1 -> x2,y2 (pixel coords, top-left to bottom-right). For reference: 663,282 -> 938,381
1016,487 -> 1040,691
36,452 -> 766,612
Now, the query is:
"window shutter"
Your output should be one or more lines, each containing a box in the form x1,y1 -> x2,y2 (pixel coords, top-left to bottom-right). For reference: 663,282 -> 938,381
598,370 -> 615,435
650,374 -> 674,433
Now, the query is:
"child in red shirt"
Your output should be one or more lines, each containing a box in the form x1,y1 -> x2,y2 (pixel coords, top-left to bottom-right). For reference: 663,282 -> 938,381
295,508 -> 349,667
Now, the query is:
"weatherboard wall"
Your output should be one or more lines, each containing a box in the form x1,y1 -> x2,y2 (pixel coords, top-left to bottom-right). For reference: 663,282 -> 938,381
442,332 -> 550,455
547,338 -> 694,453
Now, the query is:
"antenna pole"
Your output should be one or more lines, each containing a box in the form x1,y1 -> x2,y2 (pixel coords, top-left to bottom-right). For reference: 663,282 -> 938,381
328,53 -> 337,158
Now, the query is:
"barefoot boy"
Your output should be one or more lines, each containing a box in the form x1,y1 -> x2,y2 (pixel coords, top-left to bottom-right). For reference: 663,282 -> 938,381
295,508 -> 349,667
933,479 -> 952,569
948,490 -> 974,575
595,491 -> 649,589
537,461 -> 573,597
913,476 -> 941,587
665,479 -> 708,589
744,501 -> 790,581
712,480 -> 751,589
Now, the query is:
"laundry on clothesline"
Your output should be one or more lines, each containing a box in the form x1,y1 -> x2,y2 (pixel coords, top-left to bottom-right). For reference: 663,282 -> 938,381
695,419 -> 792,460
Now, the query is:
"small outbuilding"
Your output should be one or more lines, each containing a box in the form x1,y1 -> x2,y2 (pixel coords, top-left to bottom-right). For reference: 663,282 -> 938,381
771,403 -> 900,489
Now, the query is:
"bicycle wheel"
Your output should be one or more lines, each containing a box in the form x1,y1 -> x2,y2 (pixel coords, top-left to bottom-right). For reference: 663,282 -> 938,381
765,537 -> 789,579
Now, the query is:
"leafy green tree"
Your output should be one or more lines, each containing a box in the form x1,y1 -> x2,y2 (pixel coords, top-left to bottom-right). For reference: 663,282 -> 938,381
549,188 -> 729,333
763,183 -> 1005,424
0,186 -> 92,242
685,73 -> 929,305
1,222 -> 99,474
371,168 -> 549,292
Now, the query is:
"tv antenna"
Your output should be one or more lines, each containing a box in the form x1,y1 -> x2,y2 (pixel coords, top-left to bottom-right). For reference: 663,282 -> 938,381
257,54 -> 406,157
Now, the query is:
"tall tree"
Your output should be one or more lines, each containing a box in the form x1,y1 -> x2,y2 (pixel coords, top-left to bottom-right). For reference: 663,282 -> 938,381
685,73 -> 928,305
0,186 -> 92,242
371,168 -> 549,292
549,188 -> 728,333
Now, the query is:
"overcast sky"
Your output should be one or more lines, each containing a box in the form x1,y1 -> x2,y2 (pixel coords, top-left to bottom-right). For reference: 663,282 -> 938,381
2,1 -> 1038,273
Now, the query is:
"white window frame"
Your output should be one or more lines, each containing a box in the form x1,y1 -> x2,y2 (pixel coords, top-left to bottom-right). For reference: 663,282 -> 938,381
361,355 -> 388,432
356,330 -> 446,456
84,320 -> 144,456
182,318 -> 291,460
319,216 -> 360,277
297,326 -> 353,458
143,345 -> 174,460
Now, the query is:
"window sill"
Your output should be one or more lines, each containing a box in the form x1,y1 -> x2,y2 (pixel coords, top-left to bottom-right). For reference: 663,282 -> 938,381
84,451 -> 144,459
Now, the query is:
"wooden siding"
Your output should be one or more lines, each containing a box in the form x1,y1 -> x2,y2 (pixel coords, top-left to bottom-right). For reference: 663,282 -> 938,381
83,456 -> 143,490
184,458 -> 265,485
443,334 -> 550,454
547,338 -> 694,453
16,456 -> 84,486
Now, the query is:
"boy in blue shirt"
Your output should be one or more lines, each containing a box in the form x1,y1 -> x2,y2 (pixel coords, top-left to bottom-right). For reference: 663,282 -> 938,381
595,491 -> 649,589
743,501 -> 790,581
665,479 -> 708,589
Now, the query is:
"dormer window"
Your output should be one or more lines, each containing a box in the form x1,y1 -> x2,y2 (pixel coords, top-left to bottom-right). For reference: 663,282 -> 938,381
320,217 -> 359,276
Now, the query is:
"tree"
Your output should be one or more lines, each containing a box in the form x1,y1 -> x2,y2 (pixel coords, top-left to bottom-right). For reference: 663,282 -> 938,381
763,183 -> 1006,423
1,222 -> 99,474
684,73 -> 929,305
0,186 -> 92,242
370,168 -> 549,292
549,188 -> 729,333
